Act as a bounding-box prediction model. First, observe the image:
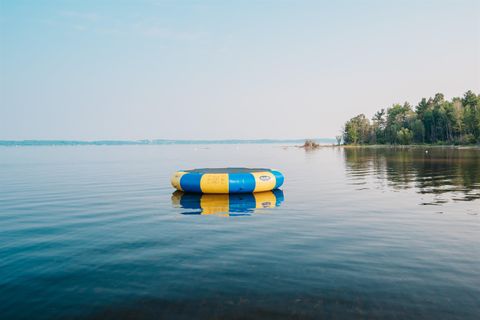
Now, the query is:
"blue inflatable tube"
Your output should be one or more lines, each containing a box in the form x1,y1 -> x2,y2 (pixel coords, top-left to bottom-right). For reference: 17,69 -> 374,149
171,167 -> 284,194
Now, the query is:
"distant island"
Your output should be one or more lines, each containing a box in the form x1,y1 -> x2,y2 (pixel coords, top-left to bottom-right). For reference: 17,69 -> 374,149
341,90 -> 480,145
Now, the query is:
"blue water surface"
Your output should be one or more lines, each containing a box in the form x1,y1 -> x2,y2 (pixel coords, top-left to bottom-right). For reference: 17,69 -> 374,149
0,145 -> 479,319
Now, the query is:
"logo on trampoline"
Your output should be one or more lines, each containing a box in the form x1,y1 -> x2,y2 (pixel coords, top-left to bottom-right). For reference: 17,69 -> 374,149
259,175 -> 271,181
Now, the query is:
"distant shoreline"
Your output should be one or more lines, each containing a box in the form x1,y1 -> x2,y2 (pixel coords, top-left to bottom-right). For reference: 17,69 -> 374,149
300,144 -> 480,149
3,140 -> 477,149
0,139 -> 335,147
342,144 -> 480,149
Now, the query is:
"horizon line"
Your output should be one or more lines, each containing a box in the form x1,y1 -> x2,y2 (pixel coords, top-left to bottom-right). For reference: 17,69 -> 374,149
0,138 -> 335,146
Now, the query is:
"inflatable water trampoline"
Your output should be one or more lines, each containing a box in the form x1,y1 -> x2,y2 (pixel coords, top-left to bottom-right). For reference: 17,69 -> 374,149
171,168 -> 284,194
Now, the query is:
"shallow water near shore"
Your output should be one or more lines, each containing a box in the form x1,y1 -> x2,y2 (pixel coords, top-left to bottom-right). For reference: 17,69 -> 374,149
1,145 -> 479,319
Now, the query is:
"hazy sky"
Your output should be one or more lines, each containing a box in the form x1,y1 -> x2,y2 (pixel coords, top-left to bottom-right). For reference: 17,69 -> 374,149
1,0 -> 479,140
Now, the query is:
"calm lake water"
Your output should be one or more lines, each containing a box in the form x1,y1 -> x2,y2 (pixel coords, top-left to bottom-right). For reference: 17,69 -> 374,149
1,145 -> 479,319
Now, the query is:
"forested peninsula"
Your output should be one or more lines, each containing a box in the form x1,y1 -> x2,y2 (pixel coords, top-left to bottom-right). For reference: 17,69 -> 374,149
342,90 -> 480,145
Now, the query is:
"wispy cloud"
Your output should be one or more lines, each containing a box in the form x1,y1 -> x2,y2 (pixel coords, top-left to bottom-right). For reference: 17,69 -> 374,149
72,25 -> 87,31
135,24 -> 206,40
54,10 -> 206,41
60,10 -> 101,22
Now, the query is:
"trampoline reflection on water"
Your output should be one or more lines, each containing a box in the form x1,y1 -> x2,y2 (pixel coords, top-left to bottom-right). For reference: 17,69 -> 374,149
171,189 -> 285,216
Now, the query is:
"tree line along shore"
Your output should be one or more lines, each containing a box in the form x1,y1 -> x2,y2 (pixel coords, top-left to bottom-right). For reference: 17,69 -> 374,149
341,90 -> 480,146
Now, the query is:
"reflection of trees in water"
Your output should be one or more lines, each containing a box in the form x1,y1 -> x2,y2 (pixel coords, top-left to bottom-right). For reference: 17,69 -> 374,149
343,147 -> 480,201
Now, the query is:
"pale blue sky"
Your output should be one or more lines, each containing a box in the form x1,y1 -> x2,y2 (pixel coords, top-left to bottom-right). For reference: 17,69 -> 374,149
1,0 -> 479,140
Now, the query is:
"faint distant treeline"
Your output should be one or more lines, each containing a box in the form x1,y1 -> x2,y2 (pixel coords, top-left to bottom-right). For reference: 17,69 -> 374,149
0,138 -> 335,146
342,90 -> 480,145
